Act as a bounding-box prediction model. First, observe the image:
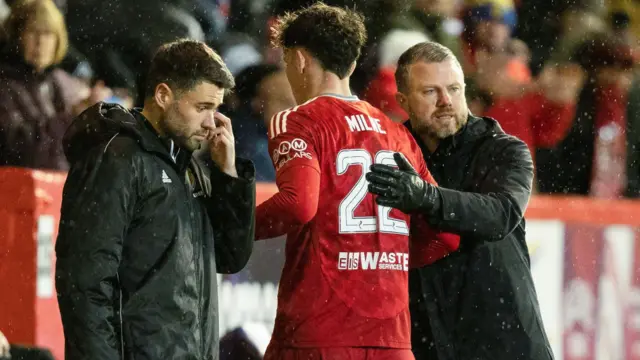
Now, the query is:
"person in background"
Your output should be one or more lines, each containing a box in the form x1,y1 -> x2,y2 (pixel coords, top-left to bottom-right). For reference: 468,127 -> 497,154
367,41 -> 552,360
219,324 -> 271,360
463,0 -> 586,171
536,33 -> 636,197
461,0 -> 519,74
363,28 -> 430,122
222,63 -> 294,181
407,0 -> 464,59
0,0 -> 110,170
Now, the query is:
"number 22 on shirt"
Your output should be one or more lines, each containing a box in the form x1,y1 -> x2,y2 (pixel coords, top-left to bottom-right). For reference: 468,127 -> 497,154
336,149 -> 409,235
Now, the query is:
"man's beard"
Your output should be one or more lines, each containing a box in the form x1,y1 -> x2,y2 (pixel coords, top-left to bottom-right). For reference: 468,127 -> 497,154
412,108 -> 467,140
432,112 -> 466,139
160,106 -> 202,152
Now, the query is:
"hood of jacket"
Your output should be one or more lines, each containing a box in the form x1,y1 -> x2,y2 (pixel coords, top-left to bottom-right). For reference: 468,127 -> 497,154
63,102 -> 174,166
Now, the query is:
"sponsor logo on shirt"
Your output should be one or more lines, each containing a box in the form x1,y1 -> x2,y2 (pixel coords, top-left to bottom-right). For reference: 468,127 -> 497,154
338,252 -> 409,271
273,138 -> 312,170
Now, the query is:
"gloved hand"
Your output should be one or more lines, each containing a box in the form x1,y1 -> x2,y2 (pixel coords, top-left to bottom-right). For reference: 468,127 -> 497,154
366,152 -> 440,214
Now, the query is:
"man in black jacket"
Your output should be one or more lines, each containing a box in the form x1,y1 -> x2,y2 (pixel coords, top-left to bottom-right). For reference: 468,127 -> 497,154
366,41 -> 553,360
55,39 -> 255,360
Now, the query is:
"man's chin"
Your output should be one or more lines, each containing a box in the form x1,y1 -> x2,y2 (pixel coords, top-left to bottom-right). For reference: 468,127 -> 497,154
174,138 -> 201,152
186,141 -> 202,152
434,123 -> 462,139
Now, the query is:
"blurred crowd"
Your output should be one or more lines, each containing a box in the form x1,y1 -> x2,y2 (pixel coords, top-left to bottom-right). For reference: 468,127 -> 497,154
0,0 -> 639,198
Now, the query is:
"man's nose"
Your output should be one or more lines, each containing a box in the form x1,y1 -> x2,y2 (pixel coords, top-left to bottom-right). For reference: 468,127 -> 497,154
202,111 -> 215,128
437,90 -> 452,106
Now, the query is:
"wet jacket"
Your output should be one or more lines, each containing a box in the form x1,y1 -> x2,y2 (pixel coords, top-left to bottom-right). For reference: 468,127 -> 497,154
55,102 -> 255,360
408,115 -> 554,360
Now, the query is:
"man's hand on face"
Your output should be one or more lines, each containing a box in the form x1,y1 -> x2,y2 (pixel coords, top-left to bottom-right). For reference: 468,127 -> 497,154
0,330 -> 10,359
204,112 -> 237,178
366,153 -> 439,214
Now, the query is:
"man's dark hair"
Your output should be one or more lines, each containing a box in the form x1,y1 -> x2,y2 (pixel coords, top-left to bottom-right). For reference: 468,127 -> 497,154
271,2 -> 367,79
145,39 -> 235,98
395,41 -> 460,92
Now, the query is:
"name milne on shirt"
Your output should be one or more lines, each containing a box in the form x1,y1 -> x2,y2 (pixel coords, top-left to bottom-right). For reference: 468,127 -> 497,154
344,114 -> 387,134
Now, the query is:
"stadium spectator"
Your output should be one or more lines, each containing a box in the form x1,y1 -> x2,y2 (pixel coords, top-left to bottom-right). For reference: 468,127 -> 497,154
0,0 -> 110,170
536,33 -> 636,197
219,323 -> 271,360
460,0 -> 584,167
367,41 -> 552,360
55,39 -> 255,359
226,63 -> 294,181
474,50 -> 585,163
363,28 -> 430,122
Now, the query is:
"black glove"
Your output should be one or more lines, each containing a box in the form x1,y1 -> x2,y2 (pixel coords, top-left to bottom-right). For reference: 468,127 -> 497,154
366,152 -> 441,214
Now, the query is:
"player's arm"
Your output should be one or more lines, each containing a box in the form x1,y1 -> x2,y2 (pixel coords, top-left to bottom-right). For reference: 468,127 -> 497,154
255,110 -> 321,240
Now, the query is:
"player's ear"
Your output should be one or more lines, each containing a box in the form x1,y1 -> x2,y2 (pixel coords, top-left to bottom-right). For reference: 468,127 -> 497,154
395,92 -> 409,114
295,49 -> 306,74
346,61 -> 357,77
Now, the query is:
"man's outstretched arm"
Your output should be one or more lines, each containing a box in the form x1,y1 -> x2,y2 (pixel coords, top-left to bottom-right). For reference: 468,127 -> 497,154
368,142 -> 533,241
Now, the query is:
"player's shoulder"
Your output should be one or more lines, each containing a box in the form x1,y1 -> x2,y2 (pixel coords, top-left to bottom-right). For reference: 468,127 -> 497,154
267,96 -> 334,139
268,105 -> 306,140
358,100 -> 413,138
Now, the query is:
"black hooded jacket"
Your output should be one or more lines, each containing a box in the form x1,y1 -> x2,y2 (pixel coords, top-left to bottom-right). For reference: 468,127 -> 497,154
55,102 -> 255,360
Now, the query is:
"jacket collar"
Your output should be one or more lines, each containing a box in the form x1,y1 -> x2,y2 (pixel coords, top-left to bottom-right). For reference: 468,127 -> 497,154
132,109 -> 193,173
404,113 -> 496,159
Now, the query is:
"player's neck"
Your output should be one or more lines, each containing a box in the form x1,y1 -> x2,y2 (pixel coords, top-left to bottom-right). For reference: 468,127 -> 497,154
316,71 -> 353,99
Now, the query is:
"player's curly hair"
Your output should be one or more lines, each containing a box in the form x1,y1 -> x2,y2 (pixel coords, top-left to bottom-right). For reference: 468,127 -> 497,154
271,2 -> 367,79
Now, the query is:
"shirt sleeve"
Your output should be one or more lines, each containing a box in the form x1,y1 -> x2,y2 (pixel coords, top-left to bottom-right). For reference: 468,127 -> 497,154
255,109 -> 322,240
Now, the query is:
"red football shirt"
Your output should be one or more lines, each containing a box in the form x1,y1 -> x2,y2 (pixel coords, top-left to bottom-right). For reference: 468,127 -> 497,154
256,95 -> 438,348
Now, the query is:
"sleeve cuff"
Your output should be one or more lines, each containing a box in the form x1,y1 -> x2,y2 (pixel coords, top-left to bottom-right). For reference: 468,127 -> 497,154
209,157 -> 256,196
427,186 -> 459,226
